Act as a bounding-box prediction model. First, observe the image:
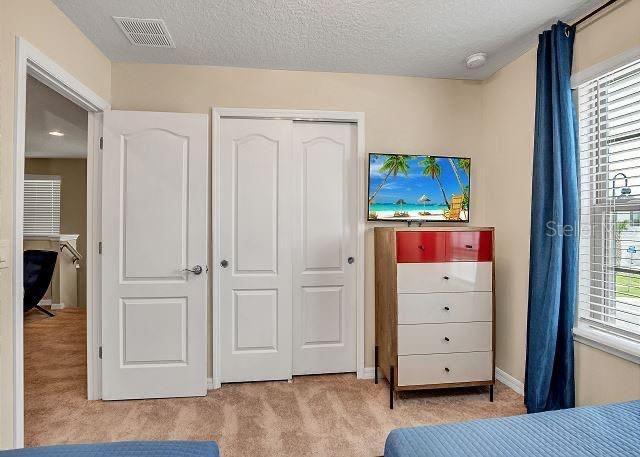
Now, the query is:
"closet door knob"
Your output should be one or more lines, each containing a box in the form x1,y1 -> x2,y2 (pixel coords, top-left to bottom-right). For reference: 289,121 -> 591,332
444,337 -> 450,342
443,306 -> 450,311
443,276 -> 450,280
220,259 -> 229,268
347,256 -> 355,264
444,367 -> 450,373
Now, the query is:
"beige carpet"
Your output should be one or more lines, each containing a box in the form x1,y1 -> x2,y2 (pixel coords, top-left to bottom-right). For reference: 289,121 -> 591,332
25,308 -> 526,456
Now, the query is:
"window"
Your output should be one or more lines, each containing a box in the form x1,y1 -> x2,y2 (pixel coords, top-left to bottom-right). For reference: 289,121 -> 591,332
24,175 -> 61,237
577,57 -> 640,347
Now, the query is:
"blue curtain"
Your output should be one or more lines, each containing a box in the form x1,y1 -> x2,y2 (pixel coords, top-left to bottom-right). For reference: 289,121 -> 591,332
525,21 -> 579,414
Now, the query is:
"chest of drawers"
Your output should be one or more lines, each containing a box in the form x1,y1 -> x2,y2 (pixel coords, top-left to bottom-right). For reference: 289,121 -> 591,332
374,227 -> 495,408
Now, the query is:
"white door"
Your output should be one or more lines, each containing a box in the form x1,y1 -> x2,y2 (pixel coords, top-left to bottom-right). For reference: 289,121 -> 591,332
292,122 -> 357,375
219,119 -> 293,382
101,110 -> 208,400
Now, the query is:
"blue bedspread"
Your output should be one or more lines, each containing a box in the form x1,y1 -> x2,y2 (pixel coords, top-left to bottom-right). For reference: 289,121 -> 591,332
385,400 -> 639,456
0,441 -> 219,457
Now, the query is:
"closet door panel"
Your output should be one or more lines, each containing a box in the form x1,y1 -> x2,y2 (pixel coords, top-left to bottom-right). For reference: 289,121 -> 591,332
219,118 -> 293,383
292,122 -> 358,375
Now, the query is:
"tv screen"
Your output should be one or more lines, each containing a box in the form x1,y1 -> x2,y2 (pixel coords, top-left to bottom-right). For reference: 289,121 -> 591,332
368,153 -> 470,222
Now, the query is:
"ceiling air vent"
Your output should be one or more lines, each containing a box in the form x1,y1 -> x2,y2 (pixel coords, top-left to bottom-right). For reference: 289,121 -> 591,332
113,17 -> 175,48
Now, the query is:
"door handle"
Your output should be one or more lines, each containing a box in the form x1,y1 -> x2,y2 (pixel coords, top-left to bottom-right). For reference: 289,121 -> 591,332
220,259 -> 229,268
347,257 -> 355,264
183,265 -> 203,275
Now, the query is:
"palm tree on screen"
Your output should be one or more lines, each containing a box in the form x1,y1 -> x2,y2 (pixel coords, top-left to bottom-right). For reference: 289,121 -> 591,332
457,158 -> 471,180
421,156 -> 450,209
449,158 -> 465,195
368,155 -> 410,204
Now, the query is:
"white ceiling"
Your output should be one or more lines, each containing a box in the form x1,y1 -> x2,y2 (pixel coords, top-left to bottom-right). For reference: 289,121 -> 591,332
52,0 -> 604,80
26,76 -> 88,158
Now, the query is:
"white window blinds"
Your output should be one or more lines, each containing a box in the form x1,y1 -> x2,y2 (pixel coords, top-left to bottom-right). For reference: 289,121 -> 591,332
24,175 -> 61,237
577,58 -> 640,342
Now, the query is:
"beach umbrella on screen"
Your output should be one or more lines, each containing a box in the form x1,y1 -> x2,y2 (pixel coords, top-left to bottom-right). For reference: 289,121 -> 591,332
396,198 -> 407,211
418,194 -> 430,208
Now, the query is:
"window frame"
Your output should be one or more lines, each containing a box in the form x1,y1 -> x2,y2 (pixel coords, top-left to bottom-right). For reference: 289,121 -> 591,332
573,55 -> 640,364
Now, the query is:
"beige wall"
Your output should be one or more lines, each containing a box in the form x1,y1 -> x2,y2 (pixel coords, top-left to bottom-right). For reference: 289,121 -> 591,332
110,63 -> 485,377
25,159 -> 88,307
478,48 -> 537,383
0,0 -> 110,447
478,0 -> 640,404
575,343 -> 640,405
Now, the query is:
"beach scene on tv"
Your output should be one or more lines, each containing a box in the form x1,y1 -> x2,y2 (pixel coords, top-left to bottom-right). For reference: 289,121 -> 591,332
368,153 -> 470,222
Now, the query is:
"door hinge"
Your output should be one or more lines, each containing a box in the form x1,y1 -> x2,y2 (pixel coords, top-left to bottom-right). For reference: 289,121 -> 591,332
99,346 -> 103,359
98,242 -> 102,254
99,137 -> 103,150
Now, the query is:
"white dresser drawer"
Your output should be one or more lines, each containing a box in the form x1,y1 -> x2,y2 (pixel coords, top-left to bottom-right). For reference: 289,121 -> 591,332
396,262 -> 492,293
397,352 -> 493,386
398,292 -> 492,324
398,322 -> 492,355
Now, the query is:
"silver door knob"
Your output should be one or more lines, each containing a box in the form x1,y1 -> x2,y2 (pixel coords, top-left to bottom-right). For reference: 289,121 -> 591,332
220,259 -> 229,268
347,257 -> 355,264
183,265 -> 203,275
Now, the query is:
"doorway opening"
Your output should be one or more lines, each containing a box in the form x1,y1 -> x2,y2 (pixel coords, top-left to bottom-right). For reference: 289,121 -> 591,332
22,74 -> 90,446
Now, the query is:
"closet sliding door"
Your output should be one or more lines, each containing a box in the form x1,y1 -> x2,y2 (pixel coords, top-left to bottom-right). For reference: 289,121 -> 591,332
219,119 -> 293,383
218,119 -> 357,383
292,122 -> 357,375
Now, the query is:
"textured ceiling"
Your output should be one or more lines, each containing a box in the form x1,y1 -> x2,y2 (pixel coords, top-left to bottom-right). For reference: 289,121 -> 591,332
26,76 -> 88,159
53,0 -> 604,80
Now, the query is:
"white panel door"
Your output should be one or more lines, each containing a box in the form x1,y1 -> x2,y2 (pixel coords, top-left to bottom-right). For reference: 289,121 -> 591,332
292,122 -> 357,375
219,119 -> 293,382
101,110 -> 208,400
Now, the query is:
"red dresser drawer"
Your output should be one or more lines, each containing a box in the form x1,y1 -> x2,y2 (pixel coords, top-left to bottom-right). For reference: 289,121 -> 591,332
446,231 -> 493,261
396,231 -> 446,263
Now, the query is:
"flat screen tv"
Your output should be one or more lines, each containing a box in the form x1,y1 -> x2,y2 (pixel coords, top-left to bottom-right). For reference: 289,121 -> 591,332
368,153 -> 470,222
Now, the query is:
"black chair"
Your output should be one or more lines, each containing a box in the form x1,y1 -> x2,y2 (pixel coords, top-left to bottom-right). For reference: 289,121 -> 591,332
24,250 -> 58,317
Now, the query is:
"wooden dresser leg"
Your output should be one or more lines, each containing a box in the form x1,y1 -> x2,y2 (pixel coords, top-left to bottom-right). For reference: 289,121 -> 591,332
389,365 -> 395,409
374,346 -> 379,384
489,384 -> 494,402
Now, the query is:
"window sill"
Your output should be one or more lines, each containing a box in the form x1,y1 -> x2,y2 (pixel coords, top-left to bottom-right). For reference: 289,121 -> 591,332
573,326 -> 640,365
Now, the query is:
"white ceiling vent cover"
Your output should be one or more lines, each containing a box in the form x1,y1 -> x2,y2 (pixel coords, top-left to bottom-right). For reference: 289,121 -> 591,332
113,17 -> 175,48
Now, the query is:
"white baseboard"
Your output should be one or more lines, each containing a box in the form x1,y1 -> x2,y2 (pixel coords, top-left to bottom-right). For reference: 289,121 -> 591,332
207,378 -> 215,390
360,367 -> 377,379
495,367 -> 524,396
50,302 -> 65,310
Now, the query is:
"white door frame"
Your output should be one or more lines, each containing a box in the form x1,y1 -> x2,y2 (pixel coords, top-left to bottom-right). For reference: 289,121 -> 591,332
12,37 -> 109,448
211,107 -> 366,389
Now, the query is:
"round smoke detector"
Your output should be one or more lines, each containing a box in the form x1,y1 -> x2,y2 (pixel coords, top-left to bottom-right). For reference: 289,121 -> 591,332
466,53 -> 487,69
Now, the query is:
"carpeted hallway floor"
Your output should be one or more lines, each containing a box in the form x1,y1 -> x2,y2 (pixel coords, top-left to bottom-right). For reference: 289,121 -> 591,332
25,308 -> 526,456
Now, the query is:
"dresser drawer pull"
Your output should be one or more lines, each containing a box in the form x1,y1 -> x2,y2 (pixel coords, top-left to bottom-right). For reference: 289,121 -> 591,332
443,276 -> 450,280
465,244 -> 473,249
444,367 -> 450,373
418,245 -> 425,251
443,306 -> 450,311
444,337 -> 450,342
